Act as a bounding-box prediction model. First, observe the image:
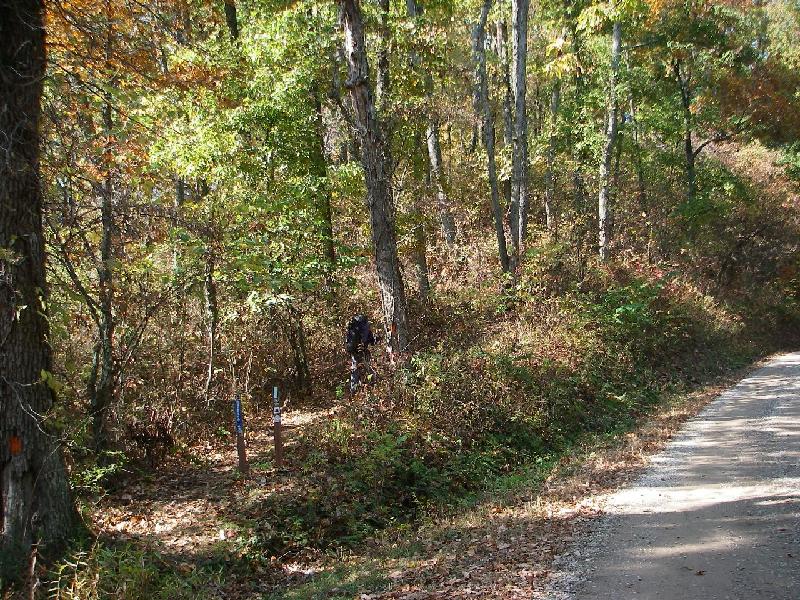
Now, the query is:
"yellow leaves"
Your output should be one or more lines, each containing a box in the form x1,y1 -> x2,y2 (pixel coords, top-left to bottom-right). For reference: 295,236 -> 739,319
544,53 -> 580,79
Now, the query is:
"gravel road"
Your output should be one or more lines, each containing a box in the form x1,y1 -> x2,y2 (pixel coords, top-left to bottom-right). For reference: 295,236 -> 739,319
545,352 -> 800,600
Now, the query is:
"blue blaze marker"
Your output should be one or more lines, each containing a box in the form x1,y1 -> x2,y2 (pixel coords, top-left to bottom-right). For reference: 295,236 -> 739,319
233,395 -> 244,434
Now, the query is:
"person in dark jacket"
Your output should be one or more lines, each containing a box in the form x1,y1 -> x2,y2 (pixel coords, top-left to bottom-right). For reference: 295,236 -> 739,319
345,314 -> 377,392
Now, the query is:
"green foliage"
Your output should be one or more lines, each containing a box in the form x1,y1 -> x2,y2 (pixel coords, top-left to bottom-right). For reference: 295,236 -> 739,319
779,142 -> 800,182
70,451 -> 128,496
48,543 -> 224,599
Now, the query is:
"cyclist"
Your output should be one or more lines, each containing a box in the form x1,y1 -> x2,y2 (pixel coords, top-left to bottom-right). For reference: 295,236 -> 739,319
345,314 -> 377,393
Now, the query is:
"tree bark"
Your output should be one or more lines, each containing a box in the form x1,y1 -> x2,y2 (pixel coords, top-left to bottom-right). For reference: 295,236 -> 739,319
544,79 -> 560,233
375,0 -> 390,112
1,0 -> 78,573
92,4 -> 117,452
339,0 -> 409,354
413,167 -> 432,300
203,243 -> 219,402
494,20 -> 514,209
510,0 -> 529,265
628,97 -> 647,209
598,21 -> 621,263
474,0 -> 510,273
425,121 -> 457,245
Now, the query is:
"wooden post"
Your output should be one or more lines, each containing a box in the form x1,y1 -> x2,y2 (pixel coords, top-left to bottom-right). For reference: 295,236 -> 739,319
272,385 -> 283,469
233,394 -> 249,474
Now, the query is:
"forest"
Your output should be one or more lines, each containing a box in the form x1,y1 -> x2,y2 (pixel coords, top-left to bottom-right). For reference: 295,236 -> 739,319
1,0 -> 799,597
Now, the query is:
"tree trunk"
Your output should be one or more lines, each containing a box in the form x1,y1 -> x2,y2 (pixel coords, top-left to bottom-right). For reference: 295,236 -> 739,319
285,307 -> 311,398
545,79 -> 560,233
412,219 -> 431,300
598,21 -> 621,263
675,60 -> 696,204
223,0 -> 239,40
510,0 -> 529,265
1,0 -> 78,573
494,20 -> 514,210
375,0 -> 390,112
203,245 -> 219,402
339,0 -> 409,354
413,167 -> 432,299
425,121 -> 457,245
312,87 -> 336,268
629,97 -> 647,209
474,0 -> 510,273
92,9 -> 117,452
407,0 -> 457,247
569,19 -> 586,213
172,177 -> 187,404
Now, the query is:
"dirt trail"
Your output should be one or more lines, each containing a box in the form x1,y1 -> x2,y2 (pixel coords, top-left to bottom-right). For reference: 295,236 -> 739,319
546,352 -> 800,600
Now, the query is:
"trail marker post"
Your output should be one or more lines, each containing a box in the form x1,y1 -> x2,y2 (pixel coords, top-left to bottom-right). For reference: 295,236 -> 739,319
233,394 -> 249,474
273,385 -> 283,469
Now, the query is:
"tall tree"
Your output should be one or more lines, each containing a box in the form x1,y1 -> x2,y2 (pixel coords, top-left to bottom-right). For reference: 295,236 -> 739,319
473,0 -> 510,272
91,0 -> 117,452
339,0 -> 409,354
598,20 -> 621,262
510,0 -> 530,266
407,0 -> 458,247
544,77 -> 560,233
494,18 -> 514,208
1,0 -> 78,574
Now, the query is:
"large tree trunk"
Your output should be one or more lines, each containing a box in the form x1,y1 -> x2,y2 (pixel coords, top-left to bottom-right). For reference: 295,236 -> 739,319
474,0 -> 510,273
407,0 -> 457,247
544,78 -> 560,233
598,21 -> 621,263
1,0 -> 78,574
340,0 -> 409,354
92,9 -> 117,452
510,0 -> 529,266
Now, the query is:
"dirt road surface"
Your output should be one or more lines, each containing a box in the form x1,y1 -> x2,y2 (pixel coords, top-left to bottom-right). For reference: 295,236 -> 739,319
546,352 -> 800,600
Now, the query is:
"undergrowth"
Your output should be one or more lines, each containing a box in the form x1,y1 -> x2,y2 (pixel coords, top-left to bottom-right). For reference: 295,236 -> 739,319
234,261 -> 799,563
38,258 -> 799,600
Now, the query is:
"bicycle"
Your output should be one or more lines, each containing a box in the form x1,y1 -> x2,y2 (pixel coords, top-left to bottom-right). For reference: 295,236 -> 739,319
349,342 -> 378,394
